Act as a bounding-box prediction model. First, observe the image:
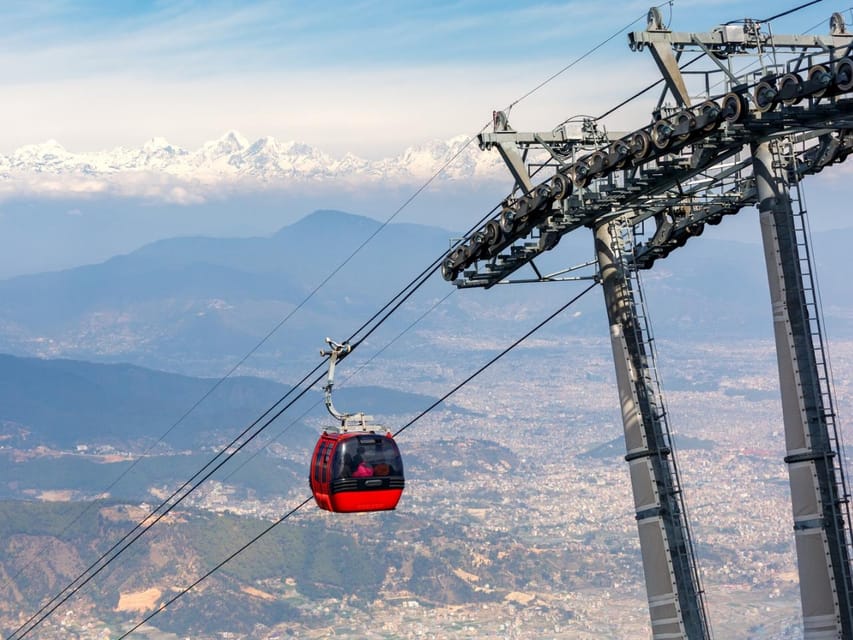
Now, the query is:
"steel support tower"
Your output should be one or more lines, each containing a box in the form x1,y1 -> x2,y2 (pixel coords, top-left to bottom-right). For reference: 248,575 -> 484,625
595,217 -> 709,639
439,7 -> 853,638
753,140 -> 853,638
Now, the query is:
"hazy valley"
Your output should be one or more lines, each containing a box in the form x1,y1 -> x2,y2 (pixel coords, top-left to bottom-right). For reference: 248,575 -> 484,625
1,209 -> 852,639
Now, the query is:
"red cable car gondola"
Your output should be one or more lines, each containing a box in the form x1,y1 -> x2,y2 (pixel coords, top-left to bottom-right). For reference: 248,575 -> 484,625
309,339 -> 405,513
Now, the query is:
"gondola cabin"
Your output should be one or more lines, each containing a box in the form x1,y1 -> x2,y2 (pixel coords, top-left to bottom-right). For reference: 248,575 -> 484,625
309,430 -> 405,513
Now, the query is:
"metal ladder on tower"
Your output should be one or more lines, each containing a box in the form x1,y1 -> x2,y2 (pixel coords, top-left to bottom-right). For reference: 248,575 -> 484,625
612,215 -> 712,639
773,137 -> 853,632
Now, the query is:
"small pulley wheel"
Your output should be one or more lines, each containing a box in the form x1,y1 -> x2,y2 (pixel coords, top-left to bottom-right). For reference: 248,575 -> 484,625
831,12 -> 847,36
808,64 -> 832,98
697,100 -> 721,132
650,119 -> 673,150
483,219 -> 502,246
721,92 -> 747,123
499,207 -> 516,234
609,140 -> 631,169
672,110 -> 696,142
753,80 -> 778,112
441,259 -> 458,281
444,247 -> 465,273
571,160 -> 590,187
835,58 -> 853,93
550,172 -> 572,200
535,183 -> 552,205
509,199 -> 532,231
778,73 -> 802,106
629,130 -> 651,160
647,7 -> 664,30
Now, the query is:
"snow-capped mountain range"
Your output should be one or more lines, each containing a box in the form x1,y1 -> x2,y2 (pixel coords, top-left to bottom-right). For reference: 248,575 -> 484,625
0,131 -> 507,202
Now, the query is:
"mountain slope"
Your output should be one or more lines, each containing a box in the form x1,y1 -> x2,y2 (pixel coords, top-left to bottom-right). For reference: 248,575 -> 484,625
0,210 -> 850,375
0,209 -> 453,368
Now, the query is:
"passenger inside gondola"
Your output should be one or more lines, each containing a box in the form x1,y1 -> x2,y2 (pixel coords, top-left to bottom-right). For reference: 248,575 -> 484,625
335,436 -> 403,481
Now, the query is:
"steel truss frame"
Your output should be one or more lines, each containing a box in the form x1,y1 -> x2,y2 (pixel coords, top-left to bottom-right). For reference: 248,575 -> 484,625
444,8 -> 853,639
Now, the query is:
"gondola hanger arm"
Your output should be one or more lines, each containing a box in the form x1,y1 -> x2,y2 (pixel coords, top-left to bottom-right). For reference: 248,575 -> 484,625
320,337 -> 352,421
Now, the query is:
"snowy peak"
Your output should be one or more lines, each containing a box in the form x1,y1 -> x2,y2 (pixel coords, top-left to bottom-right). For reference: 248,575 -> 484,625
199,130 -> 249,159
10,139 -> 74,168
0,131 -> 506,201
141,136 -> 186,156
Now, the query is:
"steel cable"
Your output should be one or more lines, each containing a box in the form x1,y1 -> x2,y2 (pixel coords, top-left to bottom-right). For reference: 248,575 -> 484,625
7,164 -> 501,640
9,3 -> 674,633
115,281 -> 598,638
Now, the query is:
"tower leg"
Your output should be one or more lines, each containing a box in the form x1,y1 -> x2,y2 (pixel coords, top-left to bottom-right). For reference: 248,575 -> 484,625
752,140 -> 853,639
594,219 -> 710,640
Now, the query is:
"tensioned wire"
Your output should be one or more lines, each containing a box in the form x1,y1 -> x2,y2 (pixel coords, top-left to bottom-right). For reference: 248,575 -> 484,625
8,5 -> 660,637
219,288 -> 460,485
10,0 -> 659,591
114,281 -> 599,639
6,194 -> 496,640
204,6 -> 847,640
592,0 -> 833,123
12,241 -> 468,640
7,107 -> 499,640
5,120 -> 489,591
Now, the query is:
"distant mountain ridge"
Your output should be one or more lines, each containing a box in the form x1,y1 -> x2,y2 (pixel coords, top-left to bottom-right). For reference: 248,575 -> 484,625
0,131 -> 506,202
0,209 -> 850,375
0,209 -> 457,368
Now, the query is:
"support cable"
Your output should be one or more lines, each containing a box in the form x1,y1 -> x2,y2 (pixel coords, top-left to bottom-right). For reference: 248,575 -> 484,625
5,128 -> 489,591
7,365 -> 326,640
392,281 -> 597,437
10,0 -> 648,585
502,4 -> 664,115
760,0 -> 824,24
115,281 -> 598,639
116,497 -> 314,640
11,8 -> 671,633
594,0 -> 831,123
221,289 -> 459,484
8,199 -> 500,640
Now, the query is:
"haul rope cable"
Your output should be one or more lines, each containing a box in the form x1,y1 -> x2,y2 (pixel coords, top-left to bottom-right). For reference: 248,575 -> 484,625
9,7 -> 672,636
7,215 -> 475,640
220,288 -> 460,484
502,2 -> 668,115
10,6 -> 647,626
115,281 -> 598,639
6,143 -> 492,640
9,11 -> 659,632
7,121 -> 488,587
118,1 -> 849,637
7,110 -> 500,640
8,188 -> 505,640
13,0 -> 660,590
592,0 -> 831,123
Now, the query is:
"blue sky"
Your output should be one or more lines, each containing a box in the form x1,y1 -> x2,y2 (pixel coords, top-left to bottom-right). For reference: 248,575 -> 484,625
1,0 -> 852,276
1,0 -> 844,158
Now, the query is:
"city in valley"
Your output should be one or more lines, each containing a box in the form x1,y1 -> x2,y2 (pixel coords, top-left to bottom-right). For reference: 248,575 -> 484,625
3,333 -> 851,640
